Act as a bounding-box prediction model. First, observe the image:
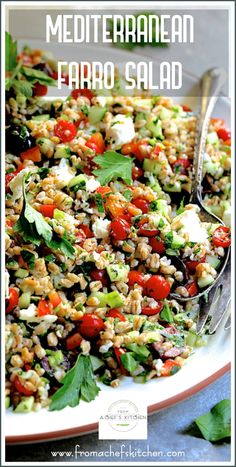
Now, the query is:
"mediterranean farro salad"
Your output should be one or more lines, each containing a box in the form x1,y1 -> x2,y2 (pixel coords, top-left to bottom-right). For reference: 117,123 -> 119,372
5,38 -> 231,413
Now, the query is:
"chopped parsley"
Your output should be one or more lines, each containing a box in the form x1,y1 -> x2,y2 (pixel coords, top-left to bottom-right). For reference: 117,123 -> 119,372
93,151 -> 133,185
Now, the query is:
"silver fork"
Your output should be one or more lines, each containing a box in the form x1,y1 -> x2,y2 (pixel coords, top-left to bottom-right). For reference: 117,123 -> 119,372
196,260 -> 231,334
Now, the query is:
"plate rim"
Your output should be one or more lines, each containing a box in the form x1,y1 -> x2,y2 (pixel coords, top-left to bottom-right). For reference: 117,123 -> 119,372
5,41 -> 231,445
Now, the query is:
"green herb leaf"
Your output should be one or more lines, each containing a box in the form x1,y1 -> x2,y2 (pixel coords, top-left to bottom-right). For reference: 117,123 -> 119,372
5,32 -> 17,72
93,151 -> 133,185
46,233 -> 75,259
126,344 -> 150,361
120,353 -> 139,373
21,66 -> 57,86
94,193 -> 105,213
12,79 -> 33,98
21,250 -> 35,269
164,231 -> 173,249
24,203 -> 52,243
37,167 -> 50,179
49,355 -> 100,411
176,198 -> 185,215
123,189 -> 132,201
160,302 -> 174,323
194,400 -> 231,442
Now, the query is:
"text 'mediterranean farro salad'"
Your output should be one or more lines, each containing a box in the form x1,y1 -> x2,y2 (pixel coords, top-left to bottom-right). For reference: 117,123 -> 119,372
5,39 -> 231,413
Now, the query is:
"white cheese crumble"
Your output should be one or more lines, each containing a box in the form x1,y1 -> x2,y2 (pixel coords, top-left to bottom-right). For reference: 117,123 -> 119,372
106,114 -> 135,149
52,158 -> 75,186
5,271 -> 10,298
172,209 -> 208,243
19,304 -> 58,323
92,218 -> 111,239
86,177 -> 100,193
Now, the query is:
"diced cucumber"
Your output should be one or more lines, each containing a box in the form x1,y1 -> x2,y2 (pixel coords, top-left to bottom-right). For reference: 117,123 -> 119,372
14,396 -> 34,413
146,117 -> 164,139
186,331 -> 197,347
133,375 -> 147,383
154,199 -> 169,217
48,350 -> 64,367
206,131 -> 219,144
90,355 -> 105,372
135,112 -> 147,122
106,291 -> 124,308
6,259 -> 18,270
159,107 -> 172,120
143,158 -> 162,175
88,106 -> 107,124
206,255 -> 221,269
164,182 -> 182,192
36,137 -> 55,155
68,174 -> 86,189
88,292 -> 107,307
32,114 -> 50,122
5,396 -> 11,409
15,268 -> 29,279
54,144 -> 71,159
106,264 -> 130,282
133,98 -> 153,111
197,274 -> 215,288
19,292 -> 31,309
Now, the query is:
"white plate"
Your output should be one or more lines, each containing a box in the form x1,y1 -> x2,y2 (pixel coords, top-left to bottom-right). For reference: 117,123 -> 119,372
5,41 -> 231,444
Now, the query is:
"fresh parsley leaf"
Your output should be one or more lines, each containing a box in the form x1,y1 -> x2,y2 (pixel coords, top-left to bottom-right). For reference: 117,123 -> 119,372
12,79 -> 33,98
37,167 -> 50,179
80,105 -> 89,116
159,302 -> 174,323
21,66 -> 57,86
126,344 -> 150,361
24,203 -> 52,243
5,32 -> 17,72
93,151 -> 133,185
94,193 -> 105,213
46,233 -> 75,259
44,254 -> 56,262
194,400 -> 231,442
123,189 -> 132,201
21,250 -> 35,269
49,354 -> 100,411
176,198 -> 185,215
120,353 -> 139,373
164,231 -> 173,249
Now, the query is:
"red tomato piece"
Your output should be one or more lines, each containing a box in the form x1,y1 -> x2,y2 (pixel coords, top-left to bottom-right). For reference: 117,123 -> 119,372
132,198 -> 150,214
114,348 -> 128,375
95,186 -> 112,198
77,314 -> 105,339
38,299 -> 52,317
54,120 -> 77,142
48,291 -> 62,308
18,255 -> 29,270
173,158 -> 190,174
182,105 -> 192,112
154,144 -> 162,155
149,237 -> 166,254
217,128 -> 231,141
32,82 -> 48,96
71,88 -> 94,102
186,281 -> 198,297
6,288 -> 19,314
14,375 -> 35,396
39,204 -> 57,218
90,268 -> 108,287
132,166 -> 144,180
66,332 -> 83,350
85,132 -> 105,154
185,255 -> 206,272
107,309 -> 126,321
212,226 -> 231,248
110,218 -> 131,241
139,226 -> 159,237
161,359 -> 181,376
78,224 -> 93,238
128,270 -> 145,287
20,147 -> 41,162
141,302 -> 163,315
224,138 -> 231,146
146,275 -> 171,300
121,140 -> 148,162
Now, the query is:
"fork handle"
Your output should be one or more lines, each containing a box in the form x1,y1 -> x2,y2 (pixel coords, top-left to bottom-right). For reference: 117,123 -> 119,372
190,68 -> 227,204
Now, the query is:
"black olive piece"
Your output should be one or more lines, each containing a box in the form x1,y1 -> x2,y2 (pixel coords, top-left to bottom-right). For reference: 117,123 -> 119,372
6,124 -> 36,155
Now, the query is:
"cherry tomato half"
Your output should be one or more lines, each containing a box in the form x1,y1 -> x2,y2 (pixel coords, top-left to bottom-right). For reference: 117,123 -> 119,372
85,132 -> 105,154
78,224 -> 94,238
77,314 -> 105,339
14,375 -> 35,396
217,128 -> 231,141
110,218 -> 131,241
185,255 -> 206,272
6,288 -> 19,314
128,270 -> 145,287
38,299 -> 52,317
107,309 -> 126,321
146,275 -> 171,300
95,186 -> 112,198
39,204 -> 57,218
90,268 -> 108,287
186,281 -> 198,297
149,237 -> 166,254
71,88 -> 94,102
132,166 -> 144,181
33,82 -> 48,96
173,158 -> 190,174
132,198 -> 150,214
54,120 -> 77,142
139,226 -> 159,237
121,140 -> 148,162
141,302 -> 163,315
161,359 -> 181,376
212,226 -> 231,248
66,332 -> 83,350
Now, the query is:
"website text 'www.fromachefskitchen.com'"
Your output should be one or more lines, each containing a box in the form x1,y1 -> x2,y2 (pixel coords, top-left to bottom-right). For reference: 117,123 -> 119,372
50,444 -> 185,460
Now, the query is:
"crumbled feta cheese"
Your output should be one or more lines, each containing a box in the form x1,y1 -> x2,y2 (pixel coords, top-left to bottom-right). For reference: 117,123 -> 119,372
86,177 -> 100,193
92,218 -> 111,239
5,271 -> 10,298
8,168 -> 33,202
106,114 -> 135,149
172,209 -> 208,243
52,158 -> 75,186
99,341 -> 113,353
19,304 -> 57,323
154,358 -> 164,376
